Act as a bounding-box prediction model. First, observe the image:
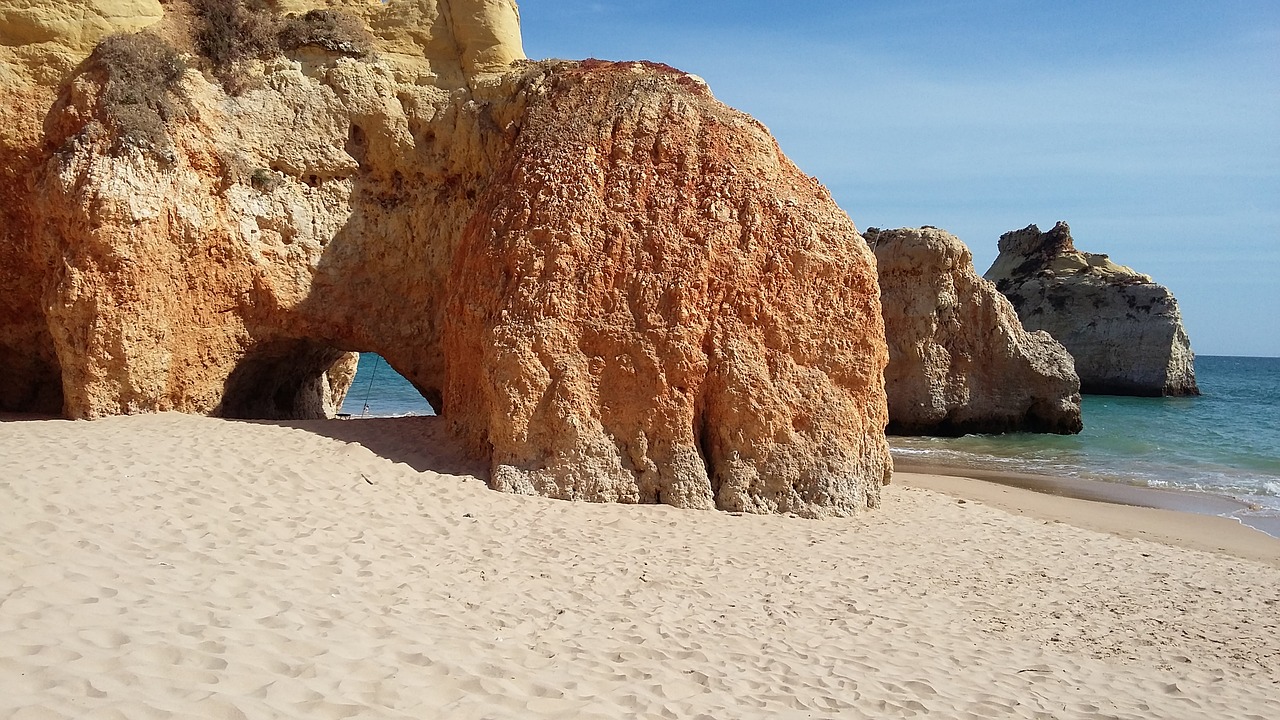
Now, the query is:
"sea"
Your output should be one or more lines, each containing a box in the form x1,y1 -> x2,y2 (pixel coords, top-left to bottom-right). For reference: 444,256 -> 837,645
341,353 -> 1280,523
890,355 -> 1280,525
339,353 -> 438,420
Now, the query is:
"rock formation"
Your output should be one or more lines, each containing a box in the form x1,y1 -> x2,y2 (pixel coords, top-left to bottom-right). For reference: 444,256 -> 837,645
1,1 -> 166,412
984,222 -> 1198,397
0,2 -> 163,73
0,74 -> 62,413
866,227 -> 1081,436
0,0 -> 893,515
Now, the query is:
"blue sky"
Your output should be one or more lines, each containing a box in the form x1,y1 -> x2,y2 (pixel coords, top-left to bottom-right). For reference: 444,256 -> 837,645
517,1 -> 1280,357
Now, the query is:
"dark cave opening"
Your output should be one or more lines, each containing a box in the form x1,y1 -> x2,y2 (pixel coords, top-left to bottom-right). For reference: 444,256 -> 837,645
215,338 -> 353,420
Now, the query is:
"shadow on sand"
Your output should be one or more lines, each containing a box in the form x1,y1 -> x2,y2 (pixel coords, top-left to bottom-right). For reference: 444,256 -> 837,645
242,415 -> 489,481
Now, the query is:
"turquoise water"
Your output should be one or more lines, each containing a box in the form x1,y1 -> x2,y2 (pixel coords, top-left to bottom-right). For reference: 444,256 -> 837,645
891,355 -> 1280,515
342,353 -> 1280,513
338,354 -> 436,418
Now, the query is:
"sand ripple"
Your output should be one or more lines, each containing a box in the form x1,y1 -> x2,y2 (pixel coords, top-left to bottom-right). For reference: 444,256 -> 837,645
2,413 -> 1278,718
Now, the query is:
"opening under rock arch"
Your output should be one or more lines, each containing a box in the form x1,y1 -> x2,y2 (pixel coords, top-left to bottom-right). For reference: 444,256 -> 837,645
341,352 -> 437,418
216,339 -> 355,420
0,346 -> 63,414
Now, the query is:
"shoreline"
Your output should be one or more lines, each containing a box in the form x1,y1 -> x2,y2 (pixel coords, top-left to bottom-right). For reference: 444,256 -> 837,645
5,411 -> 1277,557
332,414 -> 1280,553
894,455 -> 1280,540
894,462 -> 1280,568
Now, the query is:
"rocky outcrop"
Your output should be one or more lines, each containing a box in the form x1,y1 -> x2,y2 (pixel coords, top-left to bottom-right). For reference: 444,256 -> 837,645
0,0 -> 524,417
0,1 -> 163,81
0,1 -> 166,412
273,0 -> 525,85
0,73 -> 62,413
866,227 -> 1081,436
444,61 -> 890,513
2,1 -> 893,515
984,222 -> 1198,397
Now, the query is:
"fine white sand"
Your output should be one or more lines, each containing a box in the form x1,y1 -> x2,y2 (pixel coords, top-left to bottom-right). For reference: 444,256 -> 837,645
2,413 -> 1278,719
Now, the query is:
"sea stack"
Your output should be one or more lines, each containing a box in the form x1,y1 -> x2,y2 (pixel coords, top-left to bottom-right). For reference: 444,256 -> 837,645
984,222 -> 1198,397
867,227 -> 1082,435
0,0 -> 893,515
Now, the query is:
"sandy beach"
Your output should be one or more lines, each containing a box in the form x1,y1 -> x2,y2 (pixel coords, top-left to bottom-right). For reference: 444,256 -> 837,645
2,413 -> 1278,719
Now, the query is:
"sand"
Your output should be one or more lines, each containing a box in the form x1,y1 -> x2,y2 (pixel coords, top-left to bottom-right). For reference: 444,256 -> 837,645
2,414 -> 1278,719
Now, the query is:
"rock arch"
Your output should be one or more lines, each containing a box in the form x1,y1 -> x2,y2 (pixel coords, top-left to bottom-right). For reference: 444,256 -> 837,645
2,1 -> 892,515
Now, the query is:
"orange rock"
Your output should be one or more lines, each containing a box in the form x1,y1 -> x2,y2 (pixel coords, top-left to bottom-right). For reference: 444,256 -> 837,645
0,71 -> 62,412
445,62 -> 892,514
8,3 -> 892,515
1,0 -> 165,414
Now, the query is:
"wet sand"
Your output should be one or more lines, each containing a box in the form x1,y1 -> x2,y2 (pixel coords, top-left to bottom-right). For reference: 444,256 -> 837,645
894,460 -> 1280,567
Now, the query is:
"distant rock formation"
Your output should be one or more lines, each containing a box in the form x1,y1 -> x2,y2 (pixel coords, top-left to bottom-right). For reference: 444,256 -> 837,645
984,222 -> 1198,397
866,227 -> 1082,436
0,0 -> 893,515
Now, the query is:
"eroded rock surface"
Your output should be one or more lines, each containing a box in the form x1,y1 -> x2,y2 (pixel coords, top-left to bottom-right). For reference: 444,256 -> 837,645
0,73 -> 62,412
985,222 -> 1198,397
4,1 -> 893,515
275,0 -> 525,85
0,1 -> 163,82
867,227 -> 1081,435
445,61 -> 891,513
0,0 -> 163,411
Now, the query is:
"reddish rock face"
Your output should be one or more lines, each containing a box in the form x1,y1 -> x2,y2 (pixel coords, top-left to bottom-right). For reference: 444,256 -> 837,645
6,4 -> 892,515
1,0 -> 168,415
446,63 -> 892,514
0,81 -> 63,414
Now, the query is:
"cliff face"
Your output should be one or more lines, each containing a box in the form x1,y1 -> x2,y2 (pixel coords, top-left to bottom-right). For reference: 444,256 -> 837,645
867,227 -> 1081,436
0,0 -> 166,412
274,0 -> 525,84
1,0 -> 526,415
0,2 -> 163,77
984,222 -> 1198,397
4,1 -> 893,515
0,73 -> 62,413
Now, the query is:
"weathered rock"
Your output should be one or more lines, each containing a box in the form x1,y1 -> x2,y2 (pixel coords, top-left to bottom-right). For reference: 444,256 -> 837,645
1,0 -> 167,413
275,0 -> 525,86
984,222 -> 1198,397
866,227 -> 1081,436
5,1 -> 893,515
444,61 -> 891,514
1,0 -> 523,417
0,0 -> 157,411
0,74 -> 61,413
0,0 -> 163,83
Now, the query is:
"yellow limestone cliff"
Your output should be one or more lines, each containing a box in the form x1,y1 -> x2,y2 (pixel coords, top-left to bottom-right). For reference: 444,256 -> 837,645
0,1 -> 892,516
0,0 -> 164,80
